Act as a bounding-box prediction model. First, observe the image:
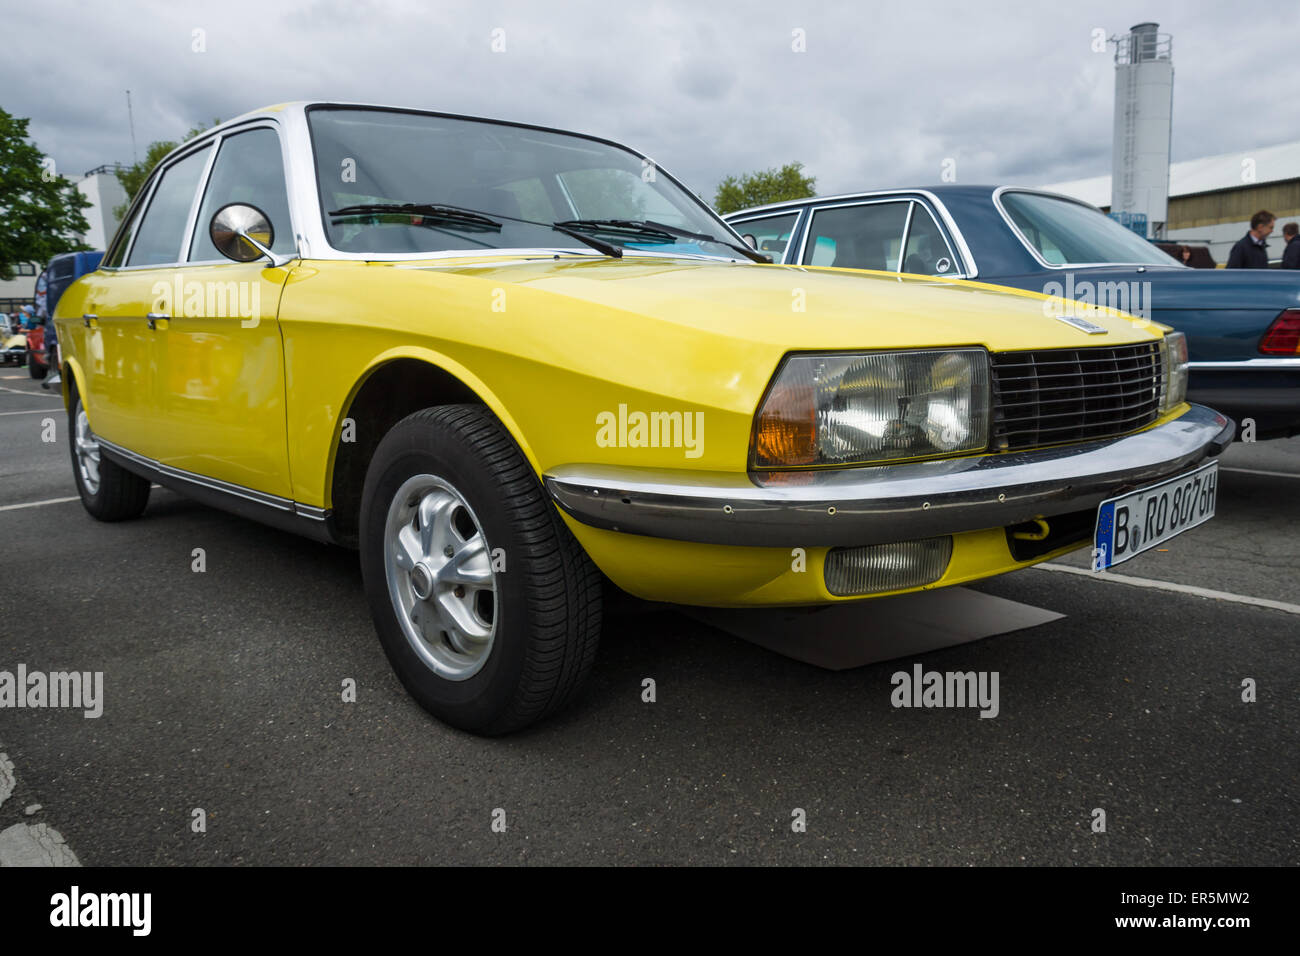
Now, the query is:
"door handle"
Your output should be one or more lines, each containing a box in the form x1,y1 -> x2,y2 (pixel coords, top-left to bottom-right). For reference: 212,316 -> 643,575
82,313 -> 97,327
146,312 -> 169,330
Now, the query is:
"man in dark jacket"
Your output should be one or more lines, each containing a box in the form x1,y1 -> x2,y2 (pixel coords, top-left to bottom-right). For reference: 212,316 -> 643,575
1226,210 -> 1274,268
1282,222 -> 1300,269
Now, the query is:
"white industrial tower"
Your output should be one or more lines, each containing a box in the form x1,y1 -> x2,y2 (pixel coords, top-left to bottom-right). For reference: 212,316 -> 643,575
1111,22 -> 1174,239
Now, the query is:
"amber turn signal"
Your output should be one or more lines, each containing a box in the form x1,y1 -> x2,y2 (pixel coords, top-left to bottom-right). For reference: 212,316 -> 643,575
754,381 -> 817,466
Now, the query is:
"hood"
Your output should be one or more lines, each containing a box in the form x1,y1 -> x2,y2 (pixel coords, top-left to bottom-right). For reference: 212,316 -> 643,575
398,254 -> 1163,353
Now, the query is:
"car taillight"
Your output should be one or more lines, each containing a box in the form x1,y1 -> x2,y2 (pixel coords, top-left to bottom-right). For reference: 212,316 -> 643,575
1259,310 -> 1300,355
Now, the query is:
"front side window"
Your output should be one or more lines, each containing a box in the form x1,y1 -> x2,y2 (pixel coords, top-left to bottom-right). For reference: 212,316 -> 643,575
190,127 -> 294,261
732,212 -> 799,261
802,202 -> 909,270
126,145 -> 212,267
307,107 -> 741,258
999,191 -> 1174,266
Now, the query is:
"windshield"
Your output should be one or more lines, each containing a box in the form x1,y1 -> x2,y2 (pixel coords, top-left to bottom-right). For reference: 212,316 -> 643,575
308,107 -> 739,257
999,191 -> 1178,266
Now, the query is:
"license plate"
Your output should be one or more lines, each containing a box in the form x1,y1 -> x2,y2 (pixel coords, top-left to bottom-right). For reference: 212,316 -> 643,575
1092,462 -> 1218,570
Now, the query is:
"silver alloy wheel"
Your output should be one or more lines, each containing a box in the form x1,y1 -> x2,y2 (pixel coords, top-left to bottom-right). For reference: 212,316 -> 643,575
384,473 -> 497,681
74,402 -> 101,495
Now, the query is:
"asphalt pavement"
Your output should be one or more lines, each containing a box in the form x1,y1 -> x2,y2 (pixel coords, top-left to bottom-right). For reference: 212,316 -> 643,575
0,372 -> 1295,865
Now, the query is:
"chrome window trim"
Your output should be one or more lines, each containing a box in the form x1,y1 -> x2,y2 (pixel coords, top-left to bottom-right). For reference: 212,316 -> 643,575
178,140 -> 220,263
1189,358 -> 1300,369
725,208 -> 807,264
725,189 -> 979,278
991,186 -> 1187,271
898,201 -> 916,267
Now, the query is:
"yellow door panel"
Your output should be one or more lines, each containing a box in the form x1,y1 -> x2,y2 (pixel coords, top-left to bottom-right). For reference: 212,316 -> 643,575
153,263 -> 293,498
75,268 -> 171,456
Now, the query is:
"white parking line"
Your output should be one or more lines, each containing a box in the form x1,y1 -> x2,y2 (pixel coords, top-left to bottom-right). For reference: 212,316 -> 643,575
1037,563 -> 1300,616
0,496 -> 80,513
0,408 -> 54,416
1222,466 -> 1300,479
0,752 -> 81,866
0,385 -> 60,398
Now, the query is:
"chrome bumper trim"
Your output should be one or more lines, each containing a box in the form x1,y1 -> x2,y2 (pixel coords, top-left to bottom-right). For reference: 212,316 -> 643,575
544,404 -> 1234,547
1190,358 -> 1300,370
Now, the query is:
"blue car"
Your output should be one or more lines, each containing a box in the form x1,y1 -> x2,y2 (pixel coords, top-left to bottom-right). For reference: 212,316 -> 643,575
30,250 -> 103,384
726,186 -> 1300,438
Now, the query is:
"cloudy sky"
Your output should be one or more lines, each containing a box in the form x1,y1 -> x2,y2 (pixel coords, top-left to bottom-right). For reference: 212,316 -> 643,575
8,0 -> 1298,200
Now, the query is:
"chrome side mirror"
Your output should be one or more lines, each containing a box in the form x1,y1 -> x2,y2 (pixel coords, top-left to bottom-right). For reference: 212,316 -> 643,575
210,203 -> 291,266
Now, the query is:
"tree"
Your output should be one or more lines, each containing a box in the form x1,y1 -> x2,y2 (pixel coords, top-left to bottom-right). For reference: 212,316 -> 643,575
0,108 -> 92,281
114,120 -> 219,219
713,162 -> 816,215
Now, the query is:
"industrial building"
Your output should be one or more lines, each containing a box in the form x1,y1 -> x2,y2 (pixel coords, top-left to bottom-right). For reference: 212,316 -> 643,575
1041,140 -> 1300,265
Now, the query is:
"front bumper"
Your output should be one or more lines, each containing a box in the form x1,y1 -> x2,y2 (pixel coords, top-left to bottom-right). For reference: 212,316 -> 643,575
545,403 -> 1234,548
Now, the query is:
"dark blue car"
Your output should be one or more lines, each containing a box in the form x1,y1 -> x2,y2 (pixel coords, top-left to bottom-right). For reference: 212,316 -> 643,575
726,186 -> 1300,438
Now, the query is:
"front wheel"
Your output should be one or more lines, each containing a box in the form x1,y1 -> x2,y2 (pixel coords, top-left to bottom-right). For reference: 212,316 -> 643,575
69,397 -> 151,521
359,404 -> 602,735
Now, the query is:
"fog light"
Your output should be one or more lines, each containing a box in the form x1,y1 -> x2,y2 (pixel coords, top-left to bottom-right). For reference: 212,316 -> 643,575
824,537 -> 953,596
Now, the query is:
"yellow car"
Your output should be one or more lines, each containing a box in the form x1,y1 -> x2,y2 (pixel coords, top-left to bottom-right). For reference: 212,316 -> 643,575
55,102 -> 1233,734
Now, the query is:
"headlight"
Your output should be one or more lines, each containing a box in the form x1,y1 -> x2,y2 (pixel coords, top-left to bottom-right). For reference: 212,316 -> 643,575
752,349 -> 990,468
1161,331 -> 1188,412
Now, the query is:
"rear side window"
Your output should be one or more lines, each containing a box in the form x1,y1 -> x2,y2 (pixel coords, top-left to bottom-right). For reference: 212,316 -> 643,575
732,212 -> 799,260
189,127 -> 294,261
126,146 -> 211,267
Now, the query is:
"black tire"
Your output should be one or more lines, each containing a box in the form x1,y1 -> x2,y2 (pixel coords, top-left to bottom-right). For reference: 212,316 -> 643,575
359,404 -> 602,735
28,353 -> 46,379
69,396 -> 151,521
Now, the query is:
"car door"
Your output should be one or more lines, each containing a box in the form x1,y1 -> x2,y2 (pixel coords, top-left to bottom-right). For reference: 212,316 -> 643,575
158,124 -> 297,499
83,142 -> 212,456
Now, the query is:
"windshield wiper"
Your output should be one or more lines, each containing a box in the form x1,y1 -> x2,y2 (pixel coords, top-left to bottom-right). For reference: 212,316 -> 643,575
557,219 -> 771,263
328,203 -> 503,232
330,201 -> 623,257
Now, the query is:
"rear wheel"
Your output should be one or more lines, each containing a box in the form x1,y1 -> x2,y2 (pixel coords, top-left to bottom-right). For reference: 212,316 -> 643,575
359,404 -> 602,734
70,397 -> 151,521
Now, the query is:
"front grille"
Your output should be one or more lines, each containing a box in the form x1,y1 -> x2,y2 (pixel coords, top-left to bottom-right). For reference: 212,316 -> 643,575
991,342 -> 1164,451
